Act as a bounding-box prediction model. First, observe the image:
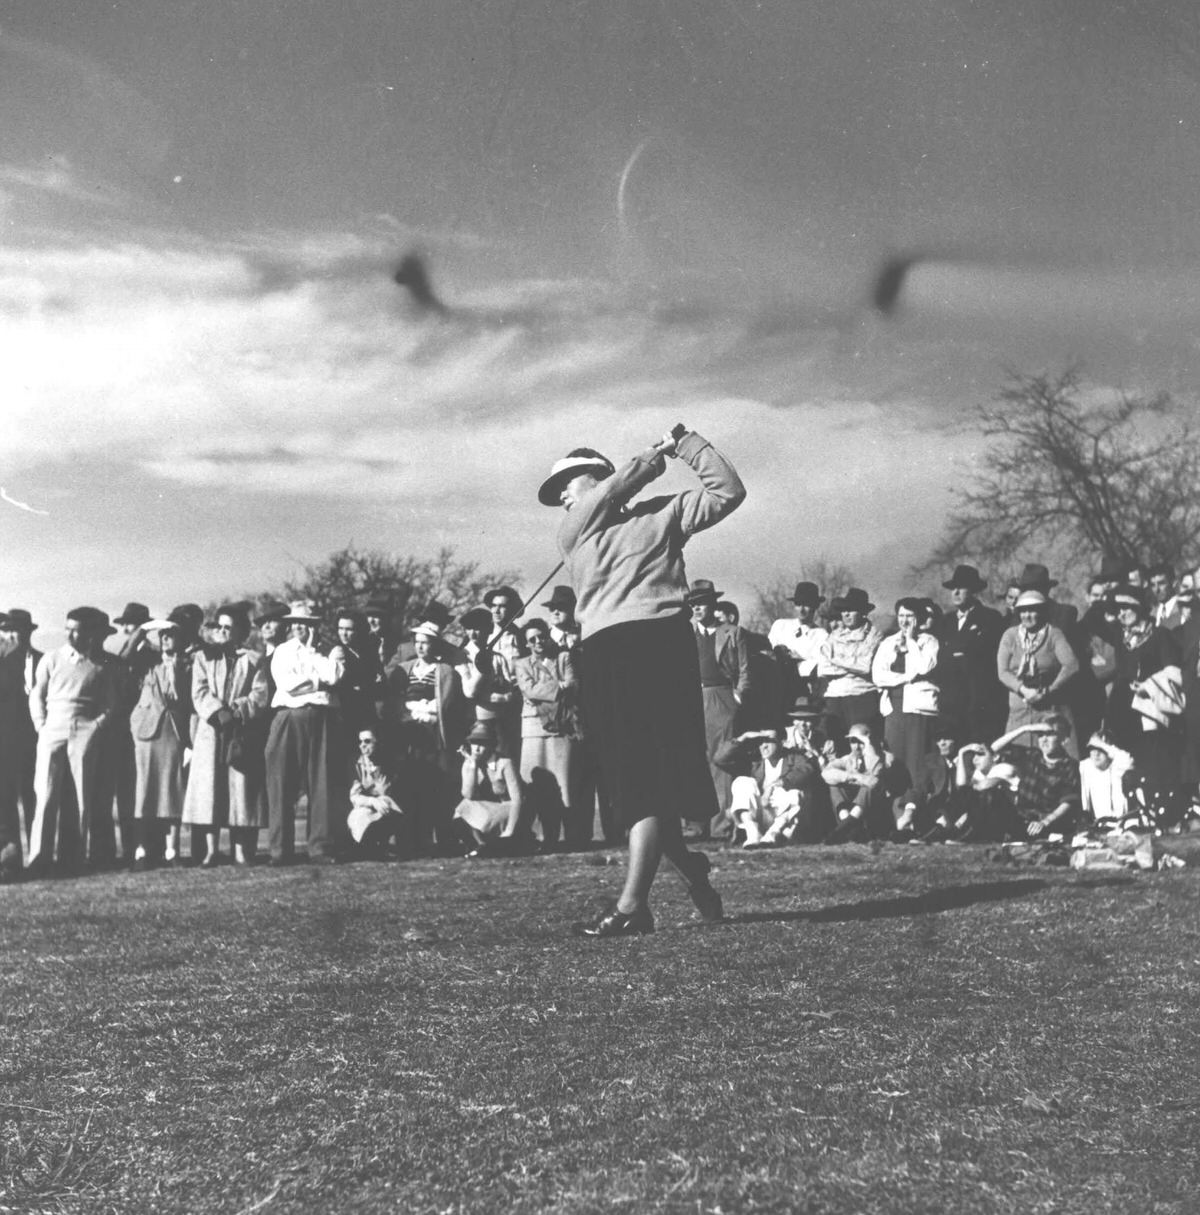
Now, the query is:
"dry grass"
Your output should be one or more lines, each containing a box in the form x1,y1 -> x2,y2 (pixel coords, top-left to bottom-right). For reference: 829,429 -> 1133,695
2,839 -> 1199,1213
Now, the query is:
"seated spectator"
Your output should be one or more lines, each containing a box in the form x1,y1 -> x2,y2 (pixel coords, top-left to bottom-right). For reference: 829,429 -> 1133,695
1079,731 -> 1134,830
894,724 -> 960,840
719,725 -> 830,848
937,740 -> 1021,842
821,721 -> 909,841
994,715 -> 1082,840
346,727 -> 408,857
453,721 -> 527,856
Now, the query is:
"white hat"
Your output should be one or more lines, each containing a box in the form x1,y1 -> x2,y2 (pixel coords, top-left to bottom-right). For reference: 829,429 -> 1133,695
142,618 -> 180,633
413,620 -> 442,640
537,454 -> 615,506
1014,590 -> 1047,610
282,599 -> 322,624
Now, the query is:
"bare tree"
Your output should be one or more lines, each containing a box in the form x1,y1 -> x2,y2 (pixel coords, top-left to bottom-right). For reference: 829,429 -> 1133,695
919,369 -> 1200,585
227,545 -> 520,639
749,556 -> 860,632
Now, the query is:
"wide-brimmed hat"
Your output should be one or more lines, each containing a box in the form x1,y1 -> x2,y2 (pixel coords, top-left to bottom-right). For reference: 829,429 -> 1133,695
1086,732 -> 1121,759
537,453 -> 615,507
483,586 -> 523,611
685,579 -> 722,605
790,581 -> 824,607
282,599 -> 322,624
143,618 -> 181,634
1094,554 -> 1128,581
465,720 -> 497,748
113,601 -> 151,626
1016,562 -> 1058,592
419,601 -> 452,627
2,608 -> 37,633
1110,587 -> 1147,614
741,728 -> 782,744
942,565 -> 987,593
542,585 -> 577,612
787,694 -> 824,720
413,620 -> 443,640
1014,590 -> 1048,610
67,605 -> 116,636
833,587 -> 875,614
254,600 -> 289,626
168,604 -> 204,630
459,606 -> 493,632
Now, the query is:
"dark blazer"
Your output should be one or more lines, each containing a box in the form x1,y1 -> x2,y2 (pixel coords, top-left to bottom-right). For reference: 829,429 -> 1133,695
388,658 -> 468,751
932,602 -> 1006,735
129,660 -> 193,744
696,623 -> 751,698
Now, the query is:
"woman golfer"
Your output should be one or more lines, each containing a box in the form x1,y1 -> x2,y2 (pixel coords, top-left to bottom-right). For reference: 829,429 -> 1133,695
537,424 -> 745,936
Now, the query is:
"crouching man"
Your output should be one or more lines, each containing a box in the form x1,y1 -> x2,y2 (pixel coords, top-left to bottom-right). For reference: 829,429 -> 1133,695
719,727 -> 828,847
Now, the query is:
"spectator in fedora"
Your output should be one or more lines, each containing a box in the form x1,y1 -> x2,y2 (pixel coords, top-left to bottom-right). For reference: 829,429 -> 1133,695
389,620 -> 468,852
0,609 -> 41,844
932,565 -> 1006,744
129,617 -> 192,868
872,597 -> 940,782
543,585 -> 580,652
997,590 -> 1080,753
107,601 -> 156,863
820,588 -> 882,735
688,577 -> 751,836
184,604 -> 269,866
266,601 -> 345,864
768,581 -> 832,703
484,586 -> 527,666
27,607 -> 121,876
363,596 -> 400,668
453,720 -> 527,856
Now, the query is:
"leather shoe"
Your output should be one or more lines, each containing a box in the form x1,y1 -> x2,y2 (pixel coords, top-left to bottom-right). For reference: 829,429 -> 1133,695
574,903 -> 654,938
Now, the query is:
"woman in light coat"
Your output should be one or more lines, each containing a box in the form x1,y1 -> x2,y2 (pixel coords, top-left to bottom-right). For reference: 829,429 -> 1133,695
871,597 -> 940,783
181,605 -> 268,866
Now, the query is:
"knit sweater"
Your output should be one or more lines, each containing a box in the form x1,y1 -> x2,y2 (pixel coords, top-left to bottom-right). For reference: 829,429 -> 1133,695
556,431 -> 745,639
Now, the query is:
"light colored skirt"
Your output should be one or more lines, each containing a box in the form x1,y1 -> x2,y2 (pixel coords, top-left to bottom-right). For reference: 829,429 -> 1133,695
453,798 -> 512,836
133,732 -> 186,821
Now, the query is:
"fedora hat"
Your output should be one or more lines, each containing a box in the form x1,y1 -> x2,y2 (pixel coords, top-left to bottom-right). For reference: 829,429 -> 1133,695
1094,554 -> 1128,580
67,605 -> 116,636
419,601 -> 452,627
282,599 -> 322,624
942,565 -> 987,592
1016,562 -> 1058,592
362,596 -> 394,616
790,581 -> 824,607
787,693 -> 823,720
459,606 -> 493,632
685,579 -> 722,605
3,608 -> 37,633
143,617 -> 181,634
113,601 -> 151,626
254,600 -> 289,626
542,585 -> 577,612
168,604 -> 204,630
833,587 -> 875,614
465,720 -> 497,748
483,586 -> 523,611
537,452 -> 615,507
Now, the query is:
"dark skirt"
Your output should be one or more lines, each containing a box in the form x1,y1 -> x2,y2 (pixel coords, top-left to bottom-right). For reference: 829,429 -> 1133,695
579,613 -> 718,829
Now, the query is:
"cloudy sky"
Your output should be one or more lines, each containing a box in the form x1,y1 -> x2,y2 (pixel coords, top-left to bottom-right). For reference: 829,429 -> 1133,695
4,0 -> 1200,640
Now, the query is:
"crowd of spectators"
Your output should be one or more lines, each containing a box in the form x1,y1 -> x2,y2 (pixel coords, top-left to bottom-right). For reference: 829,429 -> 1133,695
0,554 -> 1197,882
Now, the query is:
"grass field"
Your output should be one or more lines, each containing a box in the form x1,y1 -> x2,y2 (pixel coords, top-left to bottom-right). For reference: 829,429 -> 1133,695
2,840 -> 1199,1214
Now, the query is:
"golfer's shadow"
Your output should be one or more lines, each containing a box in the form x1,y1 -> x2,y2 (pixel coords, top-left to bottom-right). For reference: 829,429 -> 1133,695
728,878 -> 1049,926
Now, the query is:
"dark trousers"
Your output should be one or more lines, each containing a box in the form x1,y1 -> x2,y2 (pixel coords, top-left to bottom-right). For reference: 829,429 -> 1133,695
266,706 -> 342,860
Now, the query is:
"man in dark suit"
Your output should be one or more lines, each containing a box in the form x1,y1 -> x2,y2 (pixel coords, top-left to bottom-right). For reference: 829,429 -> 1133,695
0,609 -> 41,848
933,565 -> 1007,745
688,579 -> 751,837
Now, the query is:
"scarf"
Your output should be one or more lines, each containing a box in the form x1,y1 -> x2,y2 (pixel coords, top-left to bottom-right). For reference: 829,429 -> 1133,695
1122,620 -> 1151,652
1017,624 -> 1048,682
